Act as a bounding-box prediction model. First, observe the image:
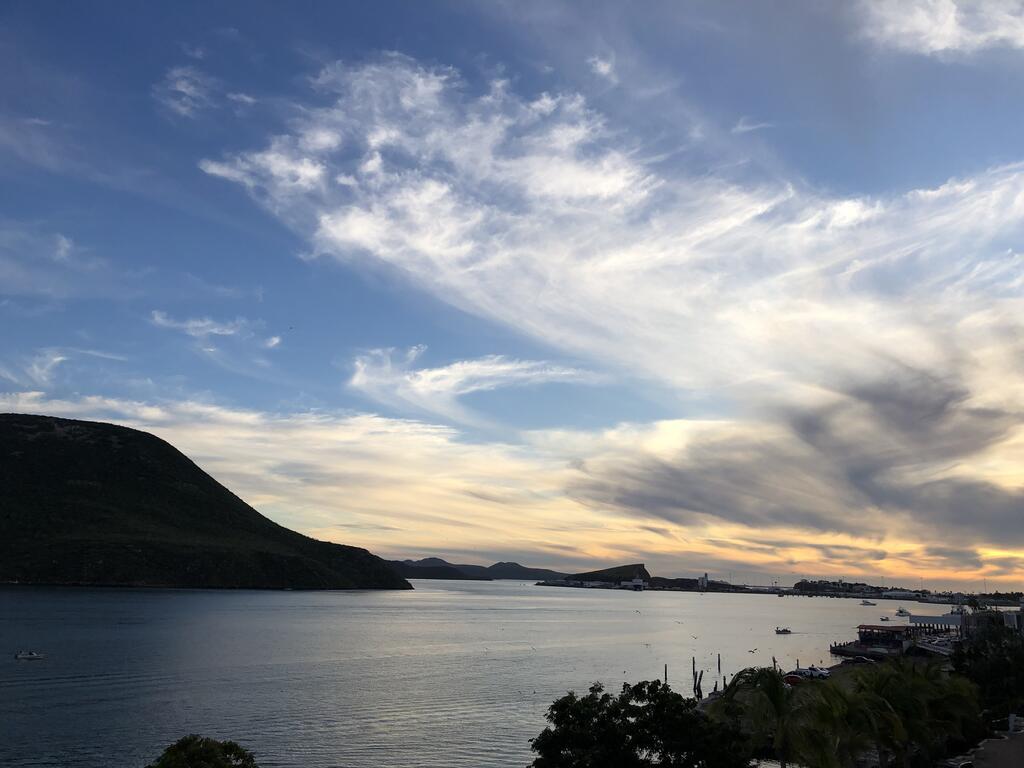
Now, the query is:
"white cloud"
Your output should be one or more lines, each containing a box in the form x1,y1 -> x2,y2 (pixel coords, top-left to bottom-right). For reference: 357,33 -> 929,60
227,92 -> 257,106
192,56 -> 1024,585
23,350 -> 67,387
153,66 -> 218,117
0,347 -> 126,388
199,137 -> 326,192
150,310 -> 248,337
199,56 -> 1024,409
859,0 -> 1024,55
731,116 -> 773,134
0,224 -> 119,299
185,274 -> 264,301
263,335 -> 282,349
586,54 -> 617,82
349,346 -> 596,423
53,234 -> 73,261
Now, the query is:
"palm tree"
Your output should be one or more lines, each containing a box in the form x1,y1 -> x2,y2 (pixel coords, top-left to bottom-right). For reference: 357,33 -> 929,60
852,659 -> 980,768
854,661 -> 931,767
717,667 -> 814,768
793,683 -> 875,768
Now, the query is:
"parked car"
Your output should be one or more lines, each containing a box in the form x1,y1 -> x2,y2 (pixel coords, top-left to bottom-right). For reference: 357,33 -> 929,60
840,656 -> 876,665
786,667 -> 829,680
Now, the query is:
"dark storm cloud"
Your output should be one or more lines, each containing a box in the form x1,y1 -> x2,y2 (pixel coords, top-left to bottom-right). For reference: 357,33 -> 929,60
982,556 -> 1024,577
921,546 -> 983,570
705,536 -> 888,565
570,367 -> 1024,547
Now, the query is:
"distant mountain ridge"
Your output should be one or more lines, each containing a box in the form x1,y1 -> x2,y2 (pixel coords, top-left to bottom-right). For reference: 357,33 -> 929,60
388,557 -> 568,581
0,414 -> 410,590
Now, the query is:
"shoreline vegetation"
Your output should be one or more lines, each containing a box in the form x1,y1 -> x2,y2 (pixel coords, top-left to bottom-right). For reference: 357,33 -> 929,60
144,622 -> 1024,768
526,615 -> 1024,767
537,568 -> 1023,607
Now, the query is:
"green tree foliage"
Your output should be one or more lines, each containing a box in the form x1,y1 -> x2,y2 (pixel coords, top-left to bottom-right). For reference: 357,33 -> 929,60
530,680 -> 751,768
145,735 -> 259,768
851,659 -> 981,768
954,622 -> 1024,718
714,662 -> 981,768
716,668 -> 819,768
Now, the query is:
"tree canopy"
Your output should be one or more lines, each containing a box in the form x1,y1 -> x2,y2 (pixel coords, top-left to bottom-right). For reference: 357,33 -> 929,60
954,622 -> 1024,718
145,735 -> 259,768
530,679 -> 751,768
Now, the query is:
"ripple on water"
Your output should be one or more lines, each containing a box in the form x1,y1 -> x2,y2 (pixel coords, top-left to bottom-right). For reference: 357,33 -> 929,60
0,582 -> 945,767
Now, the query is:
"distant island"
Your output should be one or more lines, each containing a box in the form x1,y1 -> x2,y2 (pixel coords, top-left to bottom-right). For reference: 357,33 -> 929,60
388,557 -> 568,581
534,567 -> 1022,605
0,414 -> 411,590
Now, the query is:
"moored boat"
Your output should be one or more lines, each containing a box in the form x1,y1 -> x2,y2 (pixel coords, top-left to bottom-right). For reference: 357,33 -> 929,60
14,650 -> 45,661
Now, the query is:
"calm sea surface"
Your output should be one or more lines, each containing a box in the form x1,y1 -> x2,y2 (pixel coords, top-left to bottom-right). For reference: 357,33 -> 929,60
0,580 -> 947,767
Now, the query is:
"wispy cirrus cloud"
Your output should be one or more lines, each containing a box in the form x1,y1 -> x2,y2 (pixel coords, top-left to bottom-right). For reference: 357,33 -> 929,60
150,309 -> 248,337
0,223 -> 124,300
586,54 -> 617,83
731,116 -> 773,134
859,0 -> 1024,55
349,346 -> 596,423
184,273 -> 264,302
148,311 -> 283,377
22,349 -> 66,387
198,55 -> 1024,399
180,43 -> 206,61
0,348 -> 127,389
152,65 -> 219,118
190,54 -> 1024,584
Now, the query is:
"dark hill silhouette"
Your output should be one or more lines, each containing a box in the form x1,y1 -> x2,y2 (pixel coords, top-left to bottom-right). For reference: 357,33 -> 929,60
388,560 -> 482,580
389,557 -> 567,581
568,564 -> 651,582
0,413 -> 410,590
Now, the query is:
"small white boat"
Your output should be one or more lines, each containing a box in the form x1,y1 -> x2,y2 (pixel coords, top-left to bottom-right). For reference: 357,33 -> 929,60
860,600 -> 877,606
775,627 -> 792,634
880,616 -> 891,621
14,650 -> 45,661
895,607 -> 911,617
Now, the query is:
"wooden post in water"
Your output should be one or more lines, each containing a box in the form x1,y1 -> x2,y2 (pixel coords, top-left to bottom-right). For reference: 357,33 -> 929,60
664,663 -> 667,684
717,653 -> 721,675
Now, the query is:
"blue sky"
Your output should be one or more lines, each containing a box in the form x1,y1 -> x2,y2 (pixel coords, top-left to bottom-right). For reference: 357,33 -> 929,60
4,1 -> 1024,588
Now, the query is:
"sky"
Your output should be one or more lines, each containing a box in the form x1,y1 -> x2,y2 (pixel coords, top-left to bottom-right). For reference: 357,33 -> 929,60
3,0 -> 1024,590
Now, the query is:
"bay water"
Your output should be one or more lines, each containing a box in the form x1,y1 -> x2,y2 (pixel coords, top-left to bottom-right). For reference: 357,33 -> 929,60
1,580 -> 940,767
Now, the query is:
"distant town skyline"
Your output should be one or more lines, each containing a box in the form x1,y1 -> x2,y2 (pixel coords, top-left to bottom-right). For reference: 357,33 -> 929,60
3,1 -> 1024,590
